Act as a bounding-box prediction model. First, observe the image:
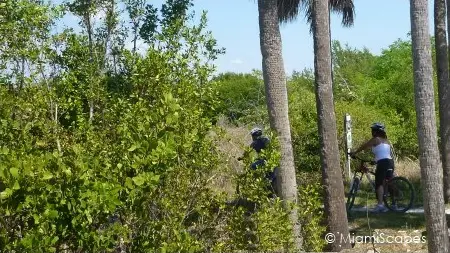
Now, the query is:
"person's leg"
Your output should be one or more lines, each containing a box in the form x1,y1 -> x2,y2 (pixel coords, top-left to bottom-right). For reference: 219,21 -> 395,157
375,162 -> 385,204
386,159 -> 396,206
373,160 -> 388,212
376,185 -> 384,205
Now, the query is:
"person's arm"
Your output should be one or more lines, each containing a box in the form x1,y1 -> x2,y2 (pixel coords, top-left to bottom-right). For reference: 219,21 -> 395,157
238,143 -> 253,161
350,137 -> 377,156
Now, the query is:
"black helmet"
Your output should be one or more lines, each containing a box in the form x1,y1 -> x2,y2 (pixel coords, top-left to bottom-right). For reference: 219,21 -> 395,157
250,127 -> 263,137
370,122 -> 385,132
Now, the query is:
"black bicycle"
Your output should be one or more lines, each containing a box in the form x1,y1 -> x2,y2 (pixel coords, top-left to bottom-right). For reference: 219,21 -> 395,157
346,155 -> 415,213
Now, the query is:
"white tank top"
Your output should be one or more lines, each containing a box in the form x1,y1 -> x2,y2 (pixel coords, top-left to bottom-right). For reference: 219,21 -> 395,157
372,143 -> 392,162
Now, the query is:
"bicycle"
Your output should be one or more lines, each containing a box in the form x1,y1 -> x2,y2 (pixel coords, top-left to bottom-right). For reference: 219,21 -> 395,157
346,154 -> 415,213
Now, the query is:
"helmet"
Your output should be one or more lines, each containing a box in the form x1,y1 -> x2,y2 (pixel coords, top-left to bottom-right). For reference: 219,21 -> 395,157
370,122 -> 385,132
250,127 -> 263,137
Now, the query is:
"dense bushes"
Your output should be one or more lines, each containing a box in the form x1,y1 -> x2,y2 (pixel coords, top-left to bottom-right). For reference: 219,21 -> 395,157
216,39 -> 426,170
211,38 -> 429,251
0,7 -> 228,251
0,0 -> 432,252
0,1 -> 304,252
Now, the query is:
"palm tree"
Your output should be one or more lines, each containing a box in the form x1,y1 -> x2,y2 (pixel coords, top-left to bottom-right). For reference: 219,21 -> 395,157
410,0 -> 449,251
278,0 -> 354,30
438,0 -> 450,204
257,0 -> 302,249
278,1 -> 354,251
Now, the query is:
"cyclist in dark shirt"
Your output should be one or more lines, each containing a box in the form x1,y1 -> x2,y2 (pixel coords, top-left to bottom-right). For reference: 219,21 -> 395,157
250,127 -> 270,153
238,127 -> 276,194
238,127 -> 270,164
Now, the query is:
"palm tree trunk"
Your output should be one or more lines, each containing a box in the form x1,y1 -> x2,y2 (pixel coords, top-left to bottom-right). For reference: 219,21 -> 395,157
257,0 -> 302,249
439,0 -> 450,204
410,0 -> 449,251
312,0 -> 350,251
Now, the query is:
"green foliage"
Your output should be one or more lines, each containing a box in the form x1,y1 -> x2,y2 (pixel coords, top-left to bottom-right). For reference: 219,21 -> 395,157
0,1 -> 238,252
212,72 -> 266,123
1,0 -> 435,251
212,37 -> 428,252
297,179 -> 326,252
221,131 -> 295,252
287,78 -> 320,172
0,0 -> 62,89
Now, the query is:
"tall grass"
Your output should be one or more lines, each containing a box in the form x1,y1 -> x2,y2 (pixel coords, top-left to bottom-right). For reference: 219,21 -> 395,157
394,157 -> 422,207
209,116 -> 251,197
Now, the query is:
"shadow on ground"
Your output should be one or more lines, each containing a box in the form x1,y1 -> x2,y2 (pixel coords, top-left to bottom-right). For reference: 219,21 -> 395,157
348,211 -> 425,231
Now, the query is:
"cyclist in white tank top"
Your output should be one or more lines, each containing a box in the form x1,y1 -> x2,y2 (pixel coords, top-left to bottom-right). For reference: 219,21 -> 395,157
349,122 -> 394,213
372,142 -> 392,162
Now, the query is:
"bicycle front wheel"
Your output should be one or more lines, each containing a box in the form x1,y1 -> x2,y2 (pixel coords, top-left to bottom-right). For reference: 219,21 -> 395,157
346,177 -> 360,211
383,176 -> 415,213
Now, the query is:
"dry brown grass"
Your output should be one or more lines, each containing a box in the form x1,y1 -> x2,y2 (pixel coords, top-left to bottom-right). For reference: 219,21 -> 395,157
394,157 -> 423,207
207,116 -> 254,197
347,212 -> 427,253
394,157 -> 421,181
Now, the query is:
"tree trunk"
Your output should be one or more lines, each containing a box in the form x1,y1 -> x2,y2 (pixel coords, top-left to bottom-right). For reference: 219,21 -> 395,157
440,0 -> 450,205
85,2 -> 94,123
312,0 -> 350,251
133,22 -> 138,54
257,0 -> 302,250
55,102 -> 61,153
410,0 -> 449,252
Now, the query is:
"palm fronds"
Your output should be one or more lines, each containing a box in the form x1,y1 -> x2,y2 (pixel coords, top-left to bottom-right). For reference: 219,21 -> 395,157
277,0 -> 355,29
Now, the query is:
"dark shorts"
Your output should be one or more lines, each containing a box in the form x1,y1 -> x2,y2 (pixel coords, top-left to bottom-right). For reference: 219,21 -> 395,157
375,158 -> 394,187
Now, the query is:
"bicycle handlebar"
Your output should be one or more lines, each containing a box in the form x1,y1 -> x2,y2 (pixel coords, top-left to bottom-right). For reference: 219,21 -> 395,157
347,153 -> 376,165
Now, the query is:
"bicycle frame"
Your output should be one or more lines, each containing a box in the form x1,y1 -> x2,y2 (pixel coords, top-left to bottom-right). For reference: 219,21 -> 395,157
350,156 -> 394,199
347,154 -> 414,212
350,158 -> 377,192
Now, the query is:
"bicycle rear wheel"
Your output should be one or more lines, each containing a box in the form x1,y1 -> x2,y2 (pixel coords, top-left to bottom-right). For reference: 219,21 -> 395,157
383,176 -> 414,212
346,177 -> 360,211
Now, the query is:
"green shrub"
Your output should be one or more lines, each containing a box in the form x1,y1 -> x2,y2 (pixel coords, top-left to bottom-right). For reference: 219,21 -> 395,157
0,4 -> 230,252
298,181 -> 326,252
212,72 -> 266,124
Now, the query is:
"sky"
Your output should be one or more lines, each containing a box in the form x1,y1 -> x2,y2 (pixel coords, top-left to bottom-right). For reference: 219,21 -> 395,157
59,0 -> 435,75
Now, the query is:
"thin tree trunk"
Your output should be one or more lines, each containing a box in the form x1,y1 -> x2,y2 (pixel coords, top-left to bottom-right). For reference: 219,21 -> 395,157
85,1 -> 95,123
133,22 -> 138,54
104,0 -> 115,71
55,103 -> 61,153
257,0 -> 302,250
439,0 -> 450,204
20,57 -> 25,90
410,0 -> 449,251
312,0 -> 350,251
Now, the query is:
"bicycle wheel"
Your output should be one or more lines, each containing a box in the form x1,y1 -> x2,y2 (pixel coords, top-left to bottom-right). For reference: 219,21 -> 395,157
383,176 -> 414,213
346,177 -> 360,211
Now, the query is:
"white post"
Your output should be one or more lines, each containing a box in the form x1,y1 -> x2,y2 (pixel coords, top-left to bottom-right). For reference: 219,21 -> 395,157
344,113 -> 352,179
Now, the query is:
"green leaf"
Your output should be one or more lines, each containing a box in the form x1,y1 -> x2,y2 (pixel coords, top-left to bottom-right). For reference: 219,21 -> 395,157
9,167 -> 19,178
0,147 -> 8,155
125,177 -> 134,189
0,165 -> 5,178
13,181 -> 20,190
0,188 -> 12,199
47,209 -> 58,219
33,214 -> 40,224
43,171 -> 53,180
128,144 -> 138,152
51,236 -> 59,244
151,174 -> 160,183
132,174 -> 146,186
